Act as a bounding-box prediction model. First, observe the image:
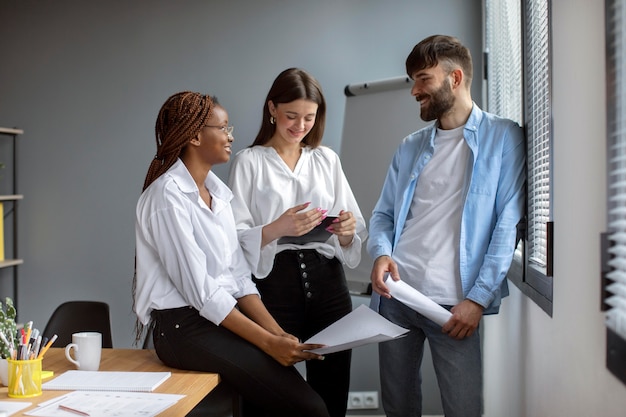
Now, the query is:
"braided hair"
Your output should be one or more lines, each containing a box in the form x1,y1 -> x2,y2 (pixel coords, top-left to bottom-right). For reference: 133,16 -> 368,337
133,91 -> 217,345
142,91 -> 218,191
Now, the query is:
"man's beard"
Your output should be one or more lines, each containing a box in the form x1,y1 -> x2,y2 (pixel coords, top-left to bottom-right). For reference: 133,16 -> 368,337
419,78 -> 455,122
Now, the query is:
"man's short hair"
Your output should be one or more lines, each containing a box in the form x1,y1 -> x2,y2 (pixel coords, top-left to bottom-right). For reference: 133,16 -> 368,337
406,35 -> 473,86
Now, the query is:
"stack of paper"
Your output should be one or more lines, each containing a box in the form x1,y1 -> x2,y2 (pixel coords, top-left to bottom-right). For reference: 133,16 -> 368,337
42,371 -> 171,392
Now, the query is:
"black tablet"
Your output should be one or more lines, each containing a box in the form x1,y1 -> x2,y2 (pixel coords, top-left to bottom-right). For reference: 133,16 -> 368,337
277,216 -> 338,245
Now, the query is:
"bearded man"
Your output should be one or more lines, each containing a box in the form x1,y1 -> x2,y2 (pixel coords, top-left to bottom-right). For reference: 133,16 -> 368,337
368,34 -> 526,417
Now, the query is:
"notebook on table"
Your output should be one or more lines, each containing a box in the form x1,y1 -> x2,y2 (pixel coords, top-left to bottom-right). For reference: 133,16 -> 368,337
42,370 -> 171,392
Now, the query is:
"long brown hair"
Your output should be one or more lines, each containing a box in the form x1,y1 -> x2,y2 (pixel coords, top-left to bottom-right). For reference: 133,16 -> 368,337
251,68 -> 326,148
133,91 -> 217,345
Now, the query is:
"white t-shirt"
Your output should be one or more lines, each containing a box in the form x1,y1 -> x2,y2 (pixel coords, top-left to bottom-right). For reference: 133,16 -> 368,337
393,125 -> 469,305
134,159 -> 259,326
228,145 -> 368,278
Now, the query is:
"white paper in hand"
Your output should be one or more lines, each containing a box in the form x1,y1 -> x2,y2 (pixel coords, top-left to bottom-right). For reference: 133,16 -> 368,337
385,278 -> 453,326
305,304 -> 409,355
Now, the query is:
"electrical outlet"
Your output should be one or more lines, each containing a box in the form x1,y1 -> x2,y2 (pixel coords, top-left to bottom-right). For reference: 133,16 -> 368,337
347,391 -> 379,409
362,391 -> 379,409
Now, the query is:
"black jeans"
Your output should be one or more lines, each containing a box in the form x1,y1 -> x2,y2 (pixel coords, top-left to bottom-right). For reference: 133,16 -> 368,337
150,306 -> 329,417
253,249 -> 352,417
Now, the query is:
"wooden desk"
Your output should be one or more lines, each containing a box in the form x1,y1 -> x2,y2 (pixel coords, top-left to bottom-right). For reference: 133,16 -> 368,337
1,348 -> 219,416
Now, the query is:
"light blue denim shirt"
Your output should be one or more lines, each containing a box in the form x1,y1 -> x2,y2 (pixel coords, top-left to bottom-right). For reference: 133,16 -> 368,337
367,104 -> 525,315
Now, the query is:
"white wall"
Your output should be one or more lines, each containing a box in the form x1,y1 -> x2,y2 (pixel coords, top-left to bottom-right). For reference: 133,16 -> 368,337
483,0 -> 626,416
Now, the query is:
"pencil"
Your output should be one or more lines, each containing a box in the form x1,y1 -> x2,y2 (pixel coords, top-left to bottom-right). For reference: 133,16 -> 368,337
36,334 -> 57,359
58,404 -> 90,416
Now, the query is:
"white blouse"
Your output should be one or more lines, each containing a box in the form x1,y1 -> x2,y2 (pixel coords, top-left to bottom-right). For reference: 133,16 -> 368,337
134,159 -> 259,326
228,145 -> 368,278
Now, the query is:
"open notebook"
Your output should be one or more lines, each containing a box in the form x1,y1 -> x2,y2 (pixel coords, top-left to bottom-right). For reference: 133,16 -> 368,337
42,370 -> 171,392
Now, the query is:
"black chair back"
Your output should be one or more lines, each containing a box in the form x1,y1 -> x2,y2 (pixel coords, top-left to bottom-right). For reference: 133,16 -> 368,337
42,301 -> 113,348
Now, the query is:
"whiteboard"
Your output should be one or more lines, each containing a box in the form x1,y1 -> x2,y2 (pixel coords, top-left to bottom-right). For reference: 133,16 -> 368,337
339,84 -> 430,286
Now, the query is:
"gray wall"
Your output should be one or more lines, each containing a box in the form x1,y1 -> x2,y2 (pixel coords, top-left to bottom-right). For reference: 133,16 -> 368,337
0,1 -> 480,415
0,0 -> 481,349
5,2 -> 626,417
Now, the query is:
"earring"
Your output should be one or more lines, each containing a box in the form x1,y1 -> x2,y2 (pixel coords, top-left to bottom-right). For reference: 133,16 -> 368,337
270,116 -> 275,125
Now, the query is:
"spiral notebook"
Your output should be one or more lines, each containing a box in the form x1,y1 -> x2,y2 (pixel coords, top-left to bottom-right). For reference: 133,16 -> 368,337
42,370 -> 171,392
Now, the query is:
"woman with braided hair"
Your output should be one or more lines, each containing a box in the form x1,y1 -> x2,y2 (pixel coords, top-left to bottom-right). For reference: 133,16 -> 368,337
133,91 -> 331,417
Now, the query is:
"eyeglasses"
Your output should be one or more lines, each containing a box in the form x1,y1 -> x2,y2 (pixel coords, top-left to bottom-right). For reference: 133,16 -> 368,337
204,125 -> 234,139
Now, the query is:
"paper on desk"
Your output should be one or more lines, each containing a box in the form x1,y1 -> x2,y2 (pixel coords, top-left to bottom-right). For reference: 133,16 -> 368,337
385,278 -> 453,326
304,304 -> 409,355
25,390 -> 184,417
0,400 -> 31,416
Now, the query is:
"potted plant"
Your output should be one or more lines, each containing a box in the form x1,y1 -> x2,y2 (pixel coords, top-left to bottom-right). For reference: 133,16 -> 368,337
0,297 -> 17,385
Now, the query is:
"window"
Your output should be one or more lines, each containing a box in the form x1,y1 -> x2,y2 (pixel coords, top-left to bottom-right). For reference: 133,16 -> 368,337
604,0 -> 626,386
485,0 -> 554,315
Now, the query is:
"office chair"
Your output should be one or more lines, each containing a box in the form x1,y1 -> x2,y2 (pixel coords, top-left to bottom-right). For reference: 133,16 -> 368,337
142,324 -> 242,417
42,301 -> 113,348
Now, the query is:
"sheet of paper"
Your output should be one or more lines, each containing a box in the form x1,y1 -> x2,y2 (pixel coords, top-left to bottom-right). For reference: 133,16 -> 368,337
386,278 -> 453,326
25,391 -> 184,417
304,304 -> 409,354
0,400 -> 32,416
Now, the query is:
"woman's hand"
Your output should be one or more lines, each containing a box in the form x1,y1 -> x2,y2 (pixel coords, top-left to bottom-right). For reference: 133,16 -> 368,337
261,202 -> 326,246
327,210 -> 356,246
264,334 -> 325,366
222,298 -> 325,366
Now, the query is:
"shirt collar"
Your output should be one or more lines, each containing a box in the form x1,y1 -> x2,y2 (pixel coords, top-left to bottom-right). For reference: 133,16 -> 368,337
167,159 -> 233,203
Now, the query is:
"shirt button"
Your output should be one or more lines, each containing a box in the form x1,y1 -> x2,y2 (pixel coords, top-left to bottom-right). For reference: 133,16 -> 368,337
304,282 -> 310,289
306,292 -> 312,298
302,272 -> 308,278
298,252 -> 304,259
300,263 -> 306,269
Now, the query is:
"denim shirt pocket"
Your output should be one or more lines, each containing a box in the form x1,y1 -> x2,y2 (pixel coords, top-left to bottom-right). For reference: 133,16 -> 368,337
469,156 -> 500,196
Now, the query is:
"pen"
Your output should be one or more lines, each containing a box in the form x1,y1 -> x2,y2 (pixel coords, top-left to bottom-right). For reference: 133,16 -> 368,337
37,334 -> 57,359
24,321 -> 33,345
58,404 -> 90,416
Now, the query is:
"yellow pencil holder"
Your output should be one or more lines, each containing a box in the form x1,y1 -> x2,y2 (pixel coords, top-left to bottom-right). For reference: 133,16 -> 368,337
7,358 -> 42,398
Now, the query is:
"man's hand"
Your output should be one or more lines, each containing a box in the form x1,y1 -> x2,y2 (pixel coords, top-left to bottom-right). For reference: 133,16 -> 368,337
370,255 -> 400,298
441,299 -> 484,340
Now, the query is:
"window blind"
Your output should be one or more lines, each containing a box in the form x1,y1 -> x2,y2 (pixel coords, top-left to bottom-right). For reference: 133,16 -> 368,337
525,0 -> 552,271
485,0 -> 522,124
606,0 -> 626,341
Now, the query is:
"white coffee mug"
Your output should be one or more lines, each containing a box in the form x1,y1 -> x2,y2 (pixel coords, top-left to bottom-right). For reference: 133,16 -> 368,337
64,332 -> 102,371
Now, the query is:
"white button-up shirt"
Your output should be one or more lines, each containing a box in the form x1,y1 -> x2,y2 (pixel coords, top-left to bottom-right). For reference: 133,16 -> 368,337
134,159 -> 259,326
228,145 -> 368,278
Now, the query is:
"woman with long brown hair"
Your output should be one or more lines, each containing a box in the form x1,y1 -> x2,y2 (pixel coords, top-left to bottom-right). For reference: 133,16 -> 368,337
229,69 -> 368,417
